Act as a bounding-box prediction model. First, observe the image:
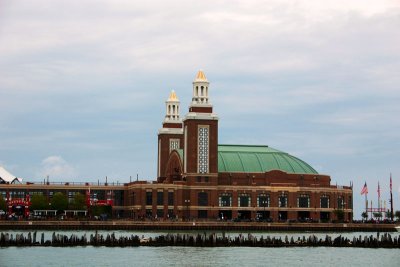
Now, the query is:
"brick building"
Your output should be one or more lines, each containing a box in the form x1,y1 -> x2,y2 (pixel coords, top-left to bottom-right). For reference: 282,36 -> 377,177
124,70 -> 353,222
0,70 -> 353,222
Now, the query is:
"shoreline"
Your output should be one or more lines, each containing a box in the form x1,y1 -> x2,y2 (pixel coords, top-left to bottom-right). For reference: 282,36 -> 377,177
0,220 -> 398,232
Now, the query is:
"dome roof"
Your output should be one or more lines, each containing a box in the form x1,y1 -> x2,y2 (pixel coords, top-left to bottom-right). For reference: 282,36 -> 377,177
217,145 -> 318,174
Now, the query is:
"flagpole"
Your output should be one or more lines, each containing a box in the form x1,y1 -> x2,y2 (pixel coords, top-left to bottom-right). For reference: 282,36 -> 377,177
390,173 -> 394,221
365,192 -> 368,220
370,200 -> 373,219
378,182 -> 380,221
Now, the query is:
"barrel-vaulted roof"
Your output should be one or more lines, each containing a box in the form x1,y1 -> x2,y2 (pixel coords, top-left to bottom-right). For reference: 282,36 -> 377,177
217,145 -> 318,174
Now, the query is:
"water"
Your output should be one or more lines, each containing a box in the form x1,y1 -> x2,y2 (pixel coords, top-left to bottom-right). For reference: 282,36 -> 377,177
1,231 -> 399,267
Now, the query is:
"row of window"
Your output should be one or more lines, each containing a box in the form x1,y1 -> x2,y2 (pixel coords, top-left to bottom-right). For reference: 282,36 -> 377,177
141,192 -> 351,209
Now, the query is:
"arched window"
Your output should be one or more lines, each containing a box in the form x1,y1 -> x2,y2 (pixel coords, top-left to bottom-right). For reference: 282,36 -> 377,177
219,193 -> 231,207
257,193 -> 270,207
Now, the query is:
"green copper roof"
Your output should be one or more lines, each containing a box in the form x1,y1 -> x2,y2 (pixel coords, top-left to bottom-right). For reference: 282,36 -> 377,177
218,145 -> 318,174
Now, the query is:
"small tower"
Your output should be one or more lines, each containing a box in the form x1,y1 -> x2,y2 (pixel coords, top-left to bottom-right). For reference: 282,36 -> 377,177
164,90 -> 180,124
191,70 -> 210,106
183,70 -> 219,181
157,90 -> 184,182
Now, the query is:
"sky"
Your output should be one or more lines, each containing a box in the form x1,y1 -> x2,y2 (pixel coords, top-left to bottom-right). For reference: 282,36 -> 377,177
0,0 -> 399,218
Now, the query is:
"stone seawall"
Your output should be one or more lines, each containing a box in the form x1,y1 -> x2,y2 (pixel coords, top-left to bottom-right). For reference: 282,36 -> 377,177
0,221 -> 397,232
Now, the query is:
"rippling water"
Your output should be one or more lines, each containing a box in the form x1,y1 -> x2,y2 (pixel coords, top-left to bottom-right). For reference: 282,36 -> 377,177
1,231 -> 399,267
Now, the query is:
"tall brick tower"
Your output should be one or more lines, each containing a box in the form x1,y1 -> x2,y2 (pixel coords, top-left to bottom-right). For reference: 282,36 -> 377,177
157,90 -> 184,182
183,70 -> 219,182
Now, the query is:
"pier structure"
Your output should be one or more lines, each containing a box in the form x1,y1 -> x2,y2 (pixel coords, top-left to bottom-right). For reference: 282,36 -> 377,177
0,71 -> 352,223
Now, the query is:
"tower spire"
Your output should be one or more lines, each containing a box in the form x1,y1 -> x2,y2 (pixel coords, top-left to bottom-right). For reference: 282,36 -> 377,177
164,90 -> 181,123
191,70 -> 210,106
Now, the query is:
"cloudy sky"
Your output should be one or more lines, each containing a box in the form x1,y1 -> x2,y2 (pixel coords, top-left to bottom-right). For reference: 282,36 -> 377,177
0,0 -> 399,218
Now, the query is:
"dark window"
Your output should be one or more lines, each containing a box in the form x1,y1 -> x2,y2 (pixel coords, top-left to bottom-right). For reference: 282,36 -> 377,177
204,177 -> 209,183
348,196 -> 352,209
219,194 -> 231,207
113,190 -> 124,206
157,191 -> 164,206
197,176 -> 201,183
131,192 -> 135,205
198,210 -> 207,218
258,194 -> 269,207
298,194 -> 310,208
320,196 -> 329,208
167,209 -> 174,218
168,192 -> 174,206
156,209 -> 164,218
146,192 -> 152,205
146,209 -> 152,217
279,195 -> 288,208
198,192 -> 208,206
337,197 -> 344,209
239,195 -> 250,207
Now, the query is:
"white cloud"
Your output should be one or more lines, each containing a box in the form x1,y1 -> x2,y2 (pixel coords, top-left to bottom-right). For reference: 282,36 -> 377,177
37,156 -> 76,181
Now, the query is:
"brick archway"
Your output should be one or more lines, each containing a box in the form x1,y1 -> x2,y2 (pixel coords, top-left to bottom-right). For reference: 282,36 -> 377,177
164,150 -> 184,183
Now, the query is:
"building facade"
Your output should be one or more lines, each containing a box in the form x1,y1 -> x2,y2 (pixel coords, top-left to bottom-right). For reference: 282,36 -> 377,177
0,71 -> 353,222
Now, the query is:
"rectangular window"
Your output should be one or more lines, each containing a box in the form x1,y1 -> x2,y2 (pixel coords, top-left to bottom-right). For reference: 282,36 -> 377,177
348,196 -> 352,209
156,209 -> 164,218
167,209 -> 174,218
146,192 -> 152,205
337,197 -> 344,209
168,192 -> 174,206
198,192 -> 208,206
131,192 -> 135,205
198,210 -> 208,219
298,194 -> 310,208
320,196 -> 329,208
198,126 -> 209,173
196,176 -> 201,183
157,191 -> 164,206
238,194 -> 251,207
146,209 -> 152,218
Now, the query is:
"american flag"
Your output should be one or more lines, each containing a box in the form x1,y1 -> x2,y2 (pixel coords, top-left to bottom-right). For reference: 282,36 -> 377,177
361,182 -> 368,195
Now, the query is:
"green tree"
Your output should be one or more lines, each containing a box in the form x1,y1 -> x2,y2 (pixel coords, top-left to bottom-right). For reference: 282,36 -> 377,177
373,212 -> 382,220
30,194 -> 48,210
361,211 -> 368,221
51,192 -> 68,211
0,195 -> 6,211
333,209 -> 345,222
385,210 -> 393,220
395,210 -> 400,221
91,205 -> 112,218
70,193 -> 86,210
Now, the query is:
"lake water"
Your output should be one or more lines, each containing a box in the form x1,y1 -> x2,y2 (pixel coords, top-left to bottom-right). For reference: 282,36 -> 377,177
1,231 -> 399,267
